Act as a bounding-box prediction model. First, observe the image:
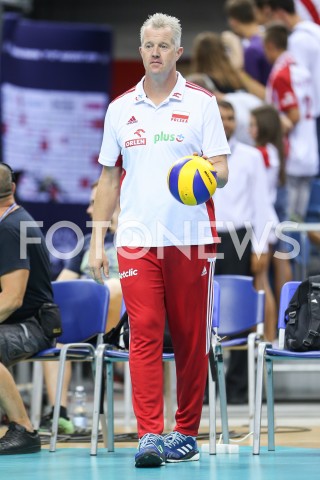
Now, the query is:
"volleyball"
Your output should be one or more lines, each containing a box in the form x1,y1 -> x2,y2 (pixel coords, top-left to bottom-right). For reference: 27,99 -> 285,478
167,155 -> 217,206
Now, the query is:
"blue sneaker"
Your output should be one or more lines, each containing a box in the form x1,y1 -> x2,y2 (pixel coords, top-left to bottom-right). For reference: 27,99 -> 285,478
135,433 -> 165,468
164,431 -> 199,462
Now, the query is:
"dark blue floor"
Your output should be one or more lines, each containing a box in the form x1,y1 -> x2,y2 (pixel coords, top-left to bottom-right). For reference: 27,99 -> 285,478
1,446 -> 320,480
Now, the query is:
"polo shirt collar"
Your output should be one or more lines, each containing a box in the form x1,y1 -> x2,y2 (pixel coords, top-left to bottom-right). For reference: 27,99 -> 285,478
134,72 -> 186,104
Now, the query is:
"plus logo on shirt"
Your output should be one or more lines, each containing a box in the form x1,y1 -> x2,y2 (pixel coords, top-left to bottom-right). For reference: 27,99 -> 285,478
153,132 -> 185,143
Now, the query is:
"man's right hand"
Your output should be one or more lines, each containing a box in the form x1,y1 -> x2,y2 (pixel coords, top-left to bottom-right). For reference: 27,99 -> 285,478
88,246 -> 110,285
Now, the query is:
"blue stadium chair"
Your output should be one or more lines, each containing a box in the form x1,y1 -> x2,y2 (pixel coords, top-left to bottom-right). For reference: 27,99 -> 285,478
28,280 -> 110,452
252,281 -> 320,454
214,275 -> 265,431
90,279 -> 226,455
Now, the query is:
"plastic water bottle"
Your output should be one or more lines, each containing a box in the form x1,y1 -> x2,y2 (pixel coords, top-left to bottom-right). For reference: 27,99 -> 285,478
73,385 -> 88,432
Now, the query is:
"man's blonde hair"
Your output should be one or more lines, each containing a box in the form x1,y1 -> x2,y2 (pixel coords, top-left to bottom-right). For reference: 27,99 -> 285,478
140,13 -> 182,49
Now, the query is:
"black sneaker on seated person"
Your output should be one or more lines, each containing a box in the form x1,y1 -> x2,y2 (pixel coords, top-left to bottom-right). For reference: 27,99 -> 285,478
0,422 -> 41,454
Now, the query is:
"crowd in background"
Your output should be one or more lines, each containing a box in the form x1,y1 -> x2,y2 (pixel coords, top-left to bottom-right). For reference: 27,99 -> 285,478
186,0 -> 320,344
181,0 -> 320,402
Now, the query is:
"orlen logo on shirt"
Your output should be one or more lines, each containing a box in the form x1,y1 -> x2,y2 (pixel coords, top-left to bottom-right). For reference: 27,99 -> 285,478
119,268 -> 138,279
125,138 -> 146,148
154,132 -> 185,143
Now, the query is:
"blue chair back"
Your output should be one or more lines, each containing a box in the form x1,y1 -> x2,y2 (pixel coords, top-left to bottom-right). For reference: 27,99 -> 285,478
215,275 -> 265,336
277,281 -> 301,330
52,280 -> 110,343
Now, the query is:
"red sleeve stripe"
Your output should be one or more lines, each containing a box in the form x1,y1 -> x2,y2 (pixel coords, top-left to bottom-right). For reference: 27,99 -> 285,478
300,0 -> 320,24
185,81 -> 214,97
110,87 -> 136,104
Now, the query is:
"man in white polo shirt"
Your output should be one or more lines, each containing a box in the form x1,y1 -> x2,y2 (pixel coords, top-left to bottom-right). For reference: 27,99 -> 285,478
264,21 -> 318,220
265,0 -> 320,172
88,13 -> 229,468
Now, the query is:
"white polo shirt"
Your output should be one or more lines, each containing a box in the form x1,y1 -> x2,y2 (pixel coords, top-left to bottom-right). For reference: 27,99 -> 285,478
288,21 -> 320,116
98,72 -> 230,247
266,51 -> 318,177
256,143 -> 280,205
214,137 -> 277,253
294,0 -> 320,24
224,91 -> 263,145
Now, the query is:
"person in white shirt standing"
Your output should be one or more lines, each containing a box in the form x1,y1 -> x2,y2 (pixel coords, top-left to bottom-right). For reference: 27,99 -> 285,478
214,100 -> 275,403
264,0 -> 320,173
264,21 -> 318,221
185,72 -> 264,146
249,104 -> 292,339
88,13 -> 229,468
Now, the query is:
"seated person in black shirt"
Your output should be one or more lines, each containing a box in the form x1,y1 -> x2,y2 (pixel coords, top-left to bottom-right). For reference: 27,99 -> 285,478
0,163 -> 61,454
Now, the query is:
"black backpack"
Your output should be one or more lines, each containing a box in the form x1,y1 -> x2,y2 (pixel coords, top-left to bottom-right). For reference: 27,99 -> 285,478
284,275 -> 320,352
103,310 -> 174,353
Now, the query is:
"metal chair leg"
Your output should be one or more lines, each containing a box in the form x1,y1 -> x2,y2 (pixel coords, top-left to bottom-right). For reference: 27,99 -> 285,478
90,344 -> 105,456
248,332 -> 257,433
30,362 -> 43,430
253,342 -> 269,454
208,360 -> 217,454
215,344 -> 229,444
106,361 -> 115,452
49,347 -> 68,452
266,358 -> 275,451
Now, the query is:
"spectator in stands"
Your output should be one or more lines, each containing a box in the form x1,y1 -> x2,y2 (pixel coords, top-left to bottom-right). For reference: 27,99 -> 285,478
264,22 -> 318,221
0,162 -> 61,454
186,72 -> 263,145
254,0 -> 275,23
214,100 -> 275,400
41,180 -> 122,434
249,104 -> 292,336
189,31 -> 267,145
255,0 -> 320,170
225,0 -> 272,85
256,0 -> 320,24
190,31 -> 245,93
